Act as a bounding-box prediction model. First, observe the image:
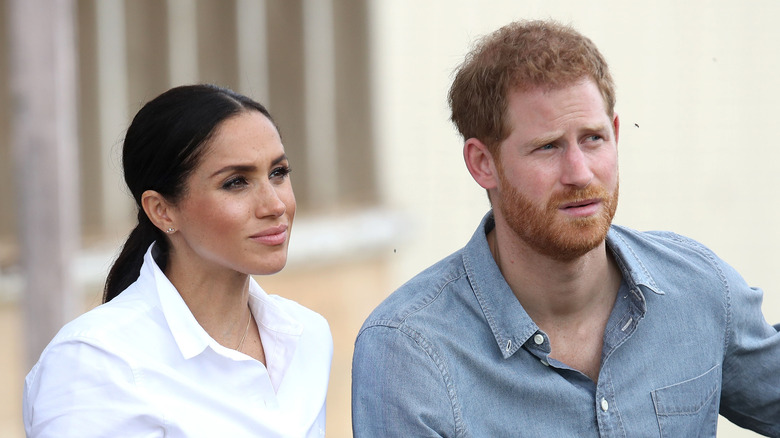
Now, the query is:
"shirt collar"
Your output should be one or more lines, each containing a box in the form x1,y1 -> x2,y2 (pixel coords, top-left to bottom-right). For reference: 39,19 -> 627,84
462,212 -> 664,360
605,226 -> 666,297
142,243 -> 305,381
144,244 -> 214,359
461,212 -> 540,359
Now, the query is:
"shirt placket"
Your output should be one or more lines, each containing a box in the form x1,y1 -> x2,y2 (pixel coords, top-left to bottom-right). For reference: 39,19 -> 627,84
594,284 -> 643,437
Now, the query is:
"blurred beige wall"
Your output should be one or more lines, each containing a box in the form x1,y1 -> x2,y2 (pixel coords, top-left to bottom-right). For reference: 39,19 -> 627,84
2,1 -> 778,437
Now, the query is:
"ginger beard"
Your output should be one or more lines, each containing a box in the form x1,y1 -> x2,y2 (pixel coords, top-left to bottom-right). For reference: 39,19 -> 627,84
495,167 -> 619,262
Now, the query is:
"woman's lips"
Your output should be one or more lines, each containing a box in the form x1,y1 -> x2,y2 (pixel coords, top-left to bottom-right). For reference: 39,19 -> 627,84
251,224 -> 288,246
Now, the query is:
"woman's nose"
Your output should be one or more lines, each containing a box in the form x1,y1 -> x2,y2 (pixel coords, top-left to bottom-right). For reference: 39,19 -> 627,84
256,184 -> 287,218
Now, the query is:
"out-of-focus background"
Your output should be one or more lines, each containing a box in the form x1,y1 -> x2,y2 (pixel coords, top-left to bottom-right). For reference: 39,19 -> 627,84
2,1 -> 778,437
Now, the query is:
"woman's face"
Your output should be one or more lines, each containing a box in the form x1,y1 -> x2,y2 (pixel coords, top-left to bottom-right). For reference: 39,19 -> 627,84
168,110 -> 296,276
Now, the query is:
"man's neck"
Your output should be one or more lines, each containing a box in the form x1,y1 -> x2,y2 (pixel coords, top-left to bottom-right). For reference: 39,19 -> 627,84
487,225 -> 622,381
488,226 -> 620,316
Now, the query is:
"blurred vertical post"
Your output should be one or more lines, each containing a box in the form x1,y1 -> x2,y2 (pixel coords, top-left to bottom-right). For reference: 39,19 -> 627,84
302,0 -> 338,209
8,0 -> 80,369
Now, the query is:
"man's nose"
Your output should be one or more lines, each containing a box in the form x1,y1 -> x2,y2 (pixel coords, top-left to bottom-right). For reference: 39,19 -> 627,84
559,146 -> 593,188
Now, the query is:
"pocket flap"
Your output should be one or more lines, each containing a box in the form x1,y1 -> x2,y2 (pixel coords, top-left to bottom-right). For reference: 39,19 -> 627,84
652,364 -> 720,416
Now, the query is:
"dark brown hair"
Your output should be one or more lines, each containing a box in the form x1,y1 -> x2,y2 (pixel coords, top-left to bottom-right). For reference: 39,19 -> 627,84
103,84 -> 276,302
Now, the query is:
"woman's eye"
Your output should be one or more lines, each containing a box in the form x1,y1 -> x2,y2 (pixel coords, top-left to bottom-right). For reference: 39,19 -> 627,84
270,165 -> 292,180
222,176 -> 248,190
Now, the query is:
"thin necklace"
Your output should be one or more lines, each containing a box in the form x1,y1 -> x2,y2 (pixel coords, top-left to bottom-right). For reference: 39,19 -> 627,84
236,306 -> 252,351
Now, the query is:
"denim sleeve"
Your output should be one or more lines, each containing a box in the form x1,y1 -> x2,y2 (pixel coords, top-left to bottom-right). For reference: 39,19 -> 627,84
352,324 -> 459,438
718,260 -> 780,436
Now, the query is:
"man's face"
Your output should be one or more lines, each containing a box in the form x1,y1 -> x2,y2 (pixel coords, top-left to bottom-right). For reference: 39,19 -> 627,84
492,79 -> 619,262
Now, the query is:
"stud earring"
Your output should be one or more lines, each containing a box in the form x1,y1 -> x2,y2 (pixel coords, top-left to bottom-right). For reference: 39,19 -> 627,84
166,227 -> 175,234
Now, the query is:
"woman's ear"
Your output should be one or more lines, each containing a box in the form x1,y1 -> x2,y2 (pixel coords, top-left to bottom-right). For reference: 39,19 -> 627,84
463,138 -> 499,190
141,190 -> 176,233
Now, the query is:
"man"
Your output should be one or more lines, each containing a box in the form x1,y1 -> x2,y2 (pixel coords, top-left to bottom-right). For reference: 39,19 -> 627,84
352,20 -> 780,437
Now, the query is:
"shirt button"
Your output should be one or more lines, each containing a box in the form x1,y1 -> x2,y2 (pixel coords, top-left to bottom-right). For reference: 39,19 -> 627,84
533,334 -> 545,345
600,398 -> 609,412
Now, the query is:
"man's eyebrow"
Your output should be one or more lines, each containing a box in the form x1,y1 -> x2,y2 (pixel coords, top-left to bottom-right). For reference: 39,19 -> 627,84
209,154 -> 288,178
527,132 -> 563,148
526,124 -> 611,147
583,123 -> 610,133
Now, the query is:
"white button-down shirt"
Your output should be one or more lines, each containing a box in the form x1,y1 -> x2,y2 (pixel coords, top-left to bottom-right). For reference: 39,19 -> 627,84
23,244 -> 333,437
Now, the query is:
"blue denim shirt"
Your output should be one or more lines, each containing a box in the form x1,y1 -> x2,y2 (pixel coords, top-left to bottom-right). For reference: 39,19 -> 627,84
352,212 -> 780,437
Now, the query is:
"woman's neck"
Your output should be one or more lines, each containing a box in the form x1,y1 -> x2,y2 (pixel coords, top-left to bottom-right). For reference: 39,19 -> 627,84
164,250 -> 253,350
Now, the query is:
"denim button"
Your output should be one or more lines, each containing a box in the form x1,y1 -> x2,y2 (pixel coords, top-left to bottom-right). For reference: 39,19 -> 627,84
600,398 -> 609,412
533,334 -> 544,345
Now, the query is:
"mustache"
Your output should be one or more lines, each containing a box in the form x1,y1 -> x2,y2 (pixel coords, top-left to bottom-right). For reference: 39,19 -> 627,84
548,185 -> 612,206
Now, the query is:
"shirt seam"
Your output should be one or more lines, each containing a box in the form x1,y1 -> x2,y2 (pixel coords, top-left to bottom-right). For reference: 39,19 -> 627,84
353,323 -> 465,436
358,270 -> 467,334
395,323 -> 466,437
45,309 -> 172,432
665,234 -> 731,354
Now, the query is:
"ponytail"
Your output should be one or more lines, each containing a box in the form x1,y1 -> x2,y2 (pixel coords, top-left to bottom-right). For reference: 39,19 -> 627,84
102,210 -> 168,302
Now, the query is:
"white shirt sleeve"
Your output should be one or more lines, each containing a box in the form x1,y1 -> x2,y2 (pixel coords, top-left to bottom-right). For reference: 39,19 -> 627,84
23,339 -> 165,438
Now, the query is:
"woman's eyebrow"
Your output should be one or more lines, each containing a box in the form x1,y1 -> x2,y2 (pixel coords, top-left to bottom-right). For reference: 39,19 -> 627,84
271,153 -> 288,166
209,154 -> 287,178
210,164 -> 257,178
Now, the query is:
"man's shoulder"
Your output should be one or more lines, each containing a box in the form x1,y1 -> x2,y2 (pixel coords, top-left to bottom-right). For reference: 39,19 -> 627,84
609,224 -> 715,258
361,249 -> 469,330
608,224 -> 729,287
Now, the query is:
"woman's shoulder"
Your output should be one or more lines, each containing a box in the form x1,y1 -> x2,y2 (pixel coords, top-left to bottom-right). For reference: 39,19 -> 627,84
249,282 -> 332,351
23,288 -> 165,437
43,284 -> 162,359
260,292 -> 330,331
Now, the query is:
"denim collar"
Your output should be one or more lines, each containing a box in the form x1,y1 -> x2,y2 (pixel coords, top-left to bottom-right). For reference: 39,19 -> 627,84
606,226 -> 667,297
462,211 -> 663,360
461,212 -> 540,359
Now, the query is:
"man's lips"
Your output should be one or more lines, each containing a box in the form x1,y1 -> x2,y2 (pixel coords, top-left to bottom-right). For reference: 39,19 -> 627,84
559,198 -> 602,216
250,224 -> 288,246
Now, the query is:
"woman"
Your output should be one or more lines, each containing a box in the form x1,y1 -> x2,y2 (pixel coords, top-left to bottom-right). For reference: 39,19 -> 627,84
22,84 -> 333,437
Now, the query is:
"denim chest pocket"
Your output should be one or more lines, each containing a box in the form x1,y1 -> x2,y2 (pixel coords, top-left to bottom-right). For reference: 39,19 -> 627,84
651,364 -> 720,438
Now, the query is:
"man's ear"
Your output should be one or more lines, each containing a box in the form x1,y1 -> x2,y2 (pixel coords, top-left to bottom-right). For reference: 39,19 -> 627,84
464,138 -> 499,190
141,190 -> 176,233
613,112 -> 620,145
